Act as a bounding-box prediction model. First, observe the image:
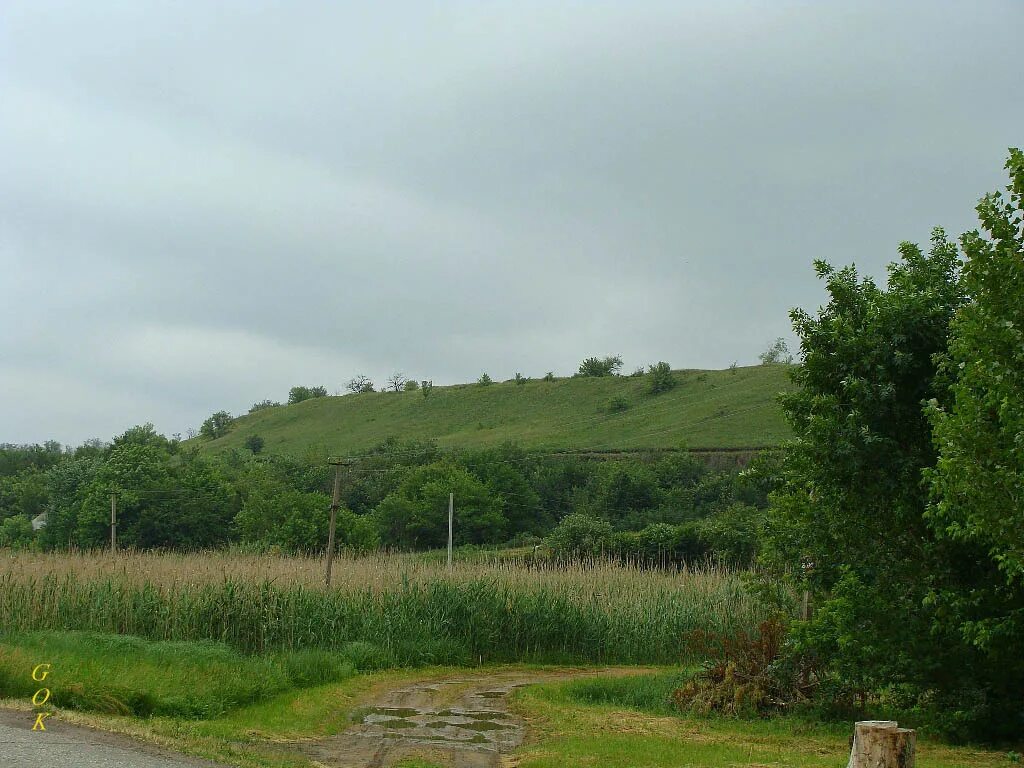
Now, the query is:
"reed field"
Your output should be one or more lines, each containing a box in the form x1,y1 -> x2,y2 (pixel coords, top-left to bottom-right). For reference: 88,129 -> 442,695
0,549 -> 768,666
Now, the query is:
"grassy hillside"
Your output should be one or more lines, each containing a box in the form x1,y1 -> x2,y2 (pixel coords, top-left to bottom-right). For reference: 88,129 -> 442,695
204,365 -> 795,457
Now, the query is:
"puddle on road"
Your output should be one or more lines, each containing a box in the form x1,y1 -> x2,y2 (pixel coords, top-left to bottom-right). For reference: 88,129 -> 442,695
356,705 -> 518,747
363,707 -> 419,719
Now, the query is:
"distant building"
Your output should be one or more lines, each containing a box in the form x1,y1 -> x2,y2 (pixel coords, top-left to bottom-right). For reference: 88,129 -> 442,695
31,512 -> 47,531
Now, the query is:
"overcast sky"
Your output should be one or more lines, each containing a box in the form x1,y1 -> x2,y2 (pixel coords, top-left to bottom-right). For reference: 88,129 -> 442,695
1,1 -> 1021,446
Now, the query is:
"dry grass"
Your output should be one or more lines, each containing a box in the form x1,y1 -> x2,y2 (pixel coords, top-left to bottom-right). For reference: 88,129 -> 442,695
0,547 -> 746,595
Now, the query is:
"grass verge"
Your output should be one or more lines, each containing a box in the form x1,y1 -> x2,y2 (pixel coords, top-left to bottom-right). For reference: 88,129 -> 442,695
0,631 -> 355,719
510,672 -> 1016,768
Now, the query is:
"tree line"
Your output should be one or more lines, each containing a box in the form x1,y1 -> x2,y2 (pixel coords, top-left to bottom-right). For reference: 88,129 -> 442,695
0,432 -> 772,566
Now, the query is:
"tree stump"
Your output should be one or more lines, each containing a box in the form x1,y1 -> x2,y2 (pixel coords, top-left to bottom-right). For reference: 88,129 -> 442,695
847,720 -> 916,768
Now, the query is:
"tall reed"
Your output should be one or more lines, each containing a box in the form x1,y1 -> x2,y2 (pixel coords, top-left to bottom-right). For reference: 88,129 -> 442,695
0,550 -> 770,665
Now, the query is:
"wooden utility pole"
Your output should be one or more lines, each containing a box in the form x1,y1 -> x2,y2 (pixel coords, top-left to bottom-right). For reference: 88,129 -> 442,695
110,491 -> 118,554
324,458 -> 356,586
325,462 -> 343,586
447,492 -> 454,569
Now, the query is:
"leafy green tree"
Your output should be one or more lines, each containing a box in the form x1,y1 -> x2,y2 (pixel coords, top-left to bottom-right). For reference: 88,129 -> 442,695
0,469 -> 48,520
763,232 -> 970,728
70,438 -> 234,550
235,487 -> 331,552
0,443 -> 63,477
0,515 -> 34,549
403,379 -> 420,391
577,355 -> 623,377
545,513 -> 614,558
647,361 -> 677,394
200,411 -> 233,439
462,444 -> 548,536
694,502 -> 764,565
334,509 -> 381,553
288,386 -> 328,404
345,376 -> 375,394
578,461 -> 663,530
925,149 -> 1024,732
758,338 -> 793,364
372,462 -> 504,548
244,435 -> 265,454
37,455 -> 101,549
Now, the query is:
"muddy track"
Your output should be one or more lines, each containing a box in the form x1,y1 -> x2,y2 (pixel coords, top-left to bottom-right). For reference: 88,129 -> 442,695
281,669 -> 614,768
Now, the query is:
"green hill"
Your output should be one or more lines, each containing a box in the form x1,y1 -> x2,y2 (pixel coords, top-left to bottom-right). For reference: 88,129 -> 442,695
203,365 -> 795,458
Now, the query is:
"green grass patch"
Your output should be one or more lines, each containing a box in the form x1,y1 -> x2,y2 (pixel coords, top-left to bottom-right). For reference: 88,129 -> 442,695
200,364 -> 794,457
0,631 -> 355,719
554,669 -> 693,714
512,674 -> 1012,768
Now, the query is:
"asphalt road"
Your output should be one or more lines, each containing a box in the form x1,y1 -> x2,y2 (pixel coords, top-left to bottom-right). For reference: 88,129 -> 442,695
0,710 -> 226,768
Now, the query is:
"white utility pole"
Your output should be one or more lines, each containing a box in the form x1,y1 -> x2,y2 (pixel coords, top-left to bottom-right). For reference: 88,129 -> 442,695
447,492 -> 454,570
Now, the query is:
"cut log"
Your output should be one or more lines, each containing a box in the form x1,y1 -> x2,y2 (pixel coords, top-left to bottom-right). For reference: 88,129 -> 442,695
847,720 -> 916,768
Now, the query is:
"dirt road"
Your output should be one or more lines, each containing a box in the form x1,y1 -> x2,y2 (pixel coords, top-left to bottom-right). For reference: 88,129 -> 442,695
283,669 -> 584,768
2,667 -> 634,768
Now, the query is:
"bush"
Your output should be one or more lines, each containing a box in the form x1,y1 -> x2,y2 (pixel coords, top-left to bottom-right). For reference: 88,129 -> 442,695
608,395 -> 630,413
248,399 -> 280,413
543,371 -> 555,381
758,338 -> 792,365
647,361 -> 677,394
244,435 -> 265,454
514,372 -> 528,385
199,411 -> 233,439
403,379 -> 419,391
0,515 -> 34,549
577,355 -> 623,377
477,373 -> 493,386
288,386 -> 328,404
673,617 -> 811,716
545,513 -> 614,558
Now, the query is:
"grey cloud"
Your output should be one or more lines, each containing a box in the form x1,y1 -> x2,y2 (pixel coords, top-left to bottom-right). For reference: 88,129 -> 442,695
1,1 -> 1021,445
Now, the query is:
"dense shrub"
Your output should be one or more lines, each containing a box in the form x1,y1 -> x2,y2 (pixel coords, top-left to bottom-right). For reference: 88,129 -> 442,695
199,410 -> 233,439
608,395 -> 630,412
577,355 -> 623,377
647,362 -> 677,394
248,399 -> 280,413
673,617 -> 810,716
545,513 -> 614,558
288,385 -> 328,404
